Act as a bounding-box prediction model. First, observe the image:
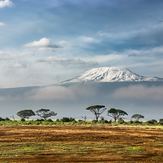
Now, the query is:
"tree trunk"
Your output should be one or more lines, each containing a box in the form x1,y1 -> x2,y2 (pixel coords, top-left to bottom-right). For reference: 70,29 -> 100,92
95,114 -> 99,121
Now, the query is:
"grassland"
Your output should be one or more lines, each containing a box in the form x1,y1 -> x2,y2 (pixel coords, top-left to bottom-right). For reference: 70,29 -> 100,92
0,124 -> 163,162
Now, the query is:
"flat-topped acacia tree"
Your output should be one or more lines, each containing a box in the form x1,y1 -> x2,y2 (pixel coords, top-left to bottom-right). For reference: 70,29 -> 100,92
86,105 -> 106,121
17,110 -> 35,120
36,108 -> 57,120
108,108 -> 128,122
131,114 -> 144,122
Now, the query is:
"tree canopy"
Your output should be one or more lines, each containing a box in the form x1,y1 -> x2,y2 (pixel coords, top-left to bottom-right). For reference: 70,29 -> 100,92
36,108 -> 57,120
108,108 -> 128,122
131,114 -> 144,121
17,110 -> 35,120
86,105 -> 106,121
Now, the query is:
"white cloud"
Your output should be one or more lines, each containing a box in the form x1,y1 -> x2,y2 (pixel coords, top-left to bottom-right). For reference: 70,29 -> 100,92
0,0 -> 13,8
29,86 -> 75,101
25,37 -> 61,50
80,36 -> 100,44
25,38 -> 50,48
0,22 -> 6,27
28,85 -> 97,101
113,85 -> 163,101
86,54 -> 124,63
38,56 -> 97,67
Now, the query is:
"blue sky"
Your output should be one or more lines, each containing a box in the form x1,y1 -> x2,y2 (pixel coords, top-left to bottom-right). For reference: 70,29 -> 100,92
0,0 -> 163,87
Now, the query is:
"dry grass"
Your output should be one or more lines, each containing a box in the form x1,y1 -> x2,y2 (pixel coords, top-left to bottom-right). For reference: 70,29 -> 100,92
0,125 -> 163,162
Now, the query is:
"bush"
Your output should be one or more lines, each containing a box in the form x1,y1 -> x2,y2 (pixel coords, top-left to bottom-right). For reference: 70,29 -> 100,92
118,118 -> 125,124
55,119 -> 60,122
46,119 -> 53,122
129,120 -> 134,124
60,117 -> 76,122
92,120 -> 98,123
147,119 -> 157,125
99,120 -> 111,124
159,119 -> 163,125
133,121 -> 142,124
0,117 -> 5,121
36,119 -> 44,122
5,117 -> 10,121
21,118 -> 25,122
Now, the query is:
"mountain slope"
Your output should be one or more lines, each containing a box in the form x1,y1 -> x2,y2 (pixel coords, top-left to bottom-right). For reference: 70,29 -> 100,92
65,67 -> 163,83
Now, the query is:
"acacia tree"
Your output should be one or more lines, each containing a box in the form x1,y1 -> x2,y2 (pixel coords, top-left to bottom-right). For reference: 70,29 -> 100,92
36,108 -> 57,120
17,110 -> 35,120
108,108 -> 128,122
131,114 -> 144,122
86,105 -> 106,121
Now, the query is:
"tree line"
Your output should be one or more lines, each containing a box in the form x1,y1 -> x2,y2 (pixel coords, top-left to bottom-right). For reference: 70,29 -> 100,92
0,105 -> 163,125
86,105 -> 144,122
16,108 -> 57,120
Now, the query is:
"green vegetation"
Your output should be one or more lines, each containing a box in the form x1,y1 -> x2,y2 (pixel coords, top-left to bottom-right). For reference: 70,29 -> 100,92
36,108 -> 57,120
108,108 -> 128,122
16,110 -> 35,120
131,114 -> 144,122
126,146 -> 145,153
1,118 -> 163,127
0,105 -> 162,126
86,105 -> 106,121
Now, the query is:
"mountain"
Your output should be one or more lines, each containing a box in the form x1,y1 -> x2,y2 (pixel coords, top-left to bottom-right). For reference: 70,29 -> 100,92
63,67 -> 163,83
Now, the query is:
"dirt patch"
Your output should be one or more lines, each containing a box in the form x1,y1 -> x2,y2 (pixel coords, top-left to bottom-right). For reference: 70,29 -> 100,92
0,125 -> 163,162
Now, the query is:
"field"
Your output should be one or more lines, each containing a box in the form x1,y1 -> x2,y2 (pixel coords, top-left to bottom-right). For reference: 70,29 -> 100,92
0,125 -> 163,162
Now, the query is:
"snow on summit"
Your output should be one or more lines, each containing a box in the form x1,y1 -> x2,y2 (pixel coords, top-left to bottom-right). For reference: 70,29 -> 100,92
67,67 -> 163,83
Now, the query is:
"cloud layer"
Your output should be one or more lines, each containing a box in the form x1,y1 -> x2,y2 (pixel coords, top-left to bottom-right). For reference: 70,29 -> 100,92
25,38 -> 61,50
0,82 -> 163,119
0,0 -> 13,8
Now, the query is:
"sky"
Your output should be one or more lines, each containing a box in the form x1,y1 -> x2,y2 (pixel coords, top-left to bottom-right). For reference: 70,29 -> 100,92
0,0 -> 163,119
0,0 -> 163,87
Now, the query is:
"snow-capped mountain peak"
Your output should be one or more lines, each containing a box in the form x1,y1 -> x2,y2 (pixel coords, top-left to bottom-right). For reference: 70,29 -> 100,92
66,67 -> 163,83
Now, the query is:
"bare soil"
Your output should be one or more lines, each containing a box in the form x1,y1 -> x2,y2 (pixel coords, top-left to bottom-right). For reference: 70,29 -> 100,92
0,125 -> 163,162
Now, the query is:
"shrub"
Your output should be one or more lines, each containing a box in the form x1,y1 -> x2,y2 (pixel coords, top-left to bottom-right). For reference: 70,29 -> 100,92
36,119 -> 44,122
147,119 -> 157,125
129,120 -> 134,124
55,119 -> 60,122
133,121 -> 143,124
159,119 -> 163,125
46,119 -> 53,122
98,120 -> 106,124
60,117 -> 76,122
5,117 -> 10,121
118,118 -> 125,124
0,117 -> 5,121
21,118 -> 25,122
92,120 -> 98,123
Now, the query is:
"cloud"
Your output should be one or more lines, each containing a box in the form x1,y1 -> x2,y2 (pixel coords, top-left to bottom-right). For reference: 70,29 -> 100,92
0,22 -> 6,27
27,84 -> 98,101
0,0 -> 13,8
29,86 -> 75,101
25,38 -> 61,50
113,85 -> 163,102
0,82 -> 97,102
79,36 -> 100,44
86,54 -> 124,63
99,23 -> 163,49
38,56 -> 98,68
